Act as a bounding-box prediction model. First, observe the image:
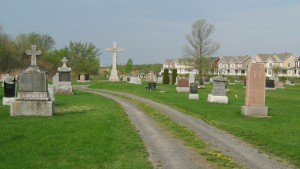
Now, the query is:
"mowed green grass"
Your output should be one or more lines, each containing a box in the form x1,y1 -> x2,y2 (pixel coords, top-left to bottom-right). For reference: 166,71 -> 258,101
0,89 -> 152,169
90,79 -> 300,168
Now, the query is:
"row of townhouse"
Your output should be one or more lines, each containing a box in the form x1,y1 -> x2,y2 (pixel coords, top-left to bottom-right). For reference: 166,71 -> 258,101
162,53 -> 300,77
217,53 -> 300,77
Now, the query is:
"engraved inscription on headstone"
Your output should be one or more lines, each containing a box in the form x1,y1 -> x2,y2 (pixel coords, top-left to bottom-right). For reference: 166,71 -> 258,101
59,72 -> 70,81
19,73 -> 47,92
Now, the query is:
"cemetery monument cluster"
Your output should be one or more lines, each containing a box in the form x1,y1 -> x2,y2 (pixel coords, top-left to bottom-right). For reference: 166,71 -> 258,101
10,45 -> 54,116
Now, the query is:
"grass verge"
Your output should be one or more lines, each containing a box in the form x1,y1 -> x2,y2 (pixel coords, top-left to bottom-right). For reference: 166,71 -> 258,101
0,88 -> 152,169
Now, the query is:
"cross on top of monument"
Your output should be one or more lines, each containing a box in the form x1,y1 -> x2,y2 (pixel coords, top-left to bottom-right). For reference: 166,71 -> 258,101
26,45 -> 42,67
105,42 -> 124,53
61,57 -> 68,67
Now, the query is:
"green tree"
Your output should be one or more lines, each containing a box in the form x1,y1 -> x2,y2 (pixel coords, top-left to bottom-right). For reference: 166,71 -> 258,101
65,41 -> 101,75
40,48 -> 68,77
183,19 -> 220,80
0,29 -> 20,73
172,69 -> 177,84
272,64 -> 282,78
15,32 -> 55,68
163,68 -> 170,84
124,58 -> 133,74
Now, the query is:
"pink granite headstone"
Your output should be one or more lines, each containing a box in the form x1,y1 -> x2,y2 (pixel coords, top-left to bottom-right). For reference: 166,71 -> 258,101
242,63 -> 268,116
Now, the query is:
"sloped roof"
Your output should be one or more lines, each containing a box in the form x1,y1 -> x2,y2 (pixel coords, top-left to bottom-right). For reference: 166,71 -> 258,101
256,54 -> 276,62
220,56 -> 234,64
164,59 -> 175,65
235,55 -> 251,63
276,53 -> 293,62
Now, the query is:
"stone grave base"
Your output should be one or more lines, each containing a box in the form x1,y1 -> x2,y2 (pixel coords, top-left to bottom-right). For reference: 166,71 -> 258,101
198,85 -> 205,89
76,80 -> 90,83
188,94 -> 199,100
265,87 -> 276,90
242,105 -> 268,117
54,85 -> 74,94
10,100 -> 54,116
176,87 -> 190,93
207,94 -> 228,104
2,97 -> 16,105
109,70 -> 119,81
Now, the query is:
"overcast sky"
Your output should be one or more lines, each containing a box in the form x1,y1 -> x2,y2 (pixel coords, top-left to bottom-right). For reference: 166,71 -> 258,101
1,0 -> 299,66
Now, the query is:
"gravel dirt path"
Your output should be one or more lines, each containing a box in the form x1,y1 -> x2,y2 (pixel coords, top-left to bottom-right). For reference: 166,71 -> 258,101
94,89 -> 295,169
75,86 -> 209,169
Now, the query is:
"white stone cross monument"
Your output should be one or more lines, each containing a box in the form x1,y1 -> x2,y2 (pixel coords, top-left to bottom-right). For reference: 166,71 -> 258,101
25,45 -> 42,72
106,42 -> 124,81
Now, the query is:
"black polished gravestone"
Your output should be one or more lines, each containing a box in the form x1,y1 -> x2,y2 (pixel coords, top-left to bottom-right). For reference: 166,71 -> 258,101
199,79 -> 204,86
4,77 -> 17,97
146,83 -> 156,90
85,74 -> 90,80
266,79 -> 275,88
190,83 -> 198,94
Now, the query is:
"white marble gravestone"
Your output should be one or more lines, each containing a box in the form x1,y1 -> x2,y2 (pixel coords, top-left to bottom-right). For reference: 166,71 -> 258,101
10,45 -> 54,116
106,42 -> 123,82
54,57 -> 74,94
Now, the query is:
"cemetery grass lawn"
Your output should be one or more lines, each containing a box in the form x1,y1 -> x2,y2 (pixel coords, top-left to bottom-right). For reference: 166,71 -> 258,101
90,80 -> 300,168
0,88 -> 152,169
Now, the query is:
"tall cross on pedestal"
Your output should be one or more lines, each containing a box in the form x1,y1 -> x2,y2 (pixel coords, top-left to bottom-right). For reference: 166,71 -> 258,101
105,42 -> 124,81
26,45 -> 42,67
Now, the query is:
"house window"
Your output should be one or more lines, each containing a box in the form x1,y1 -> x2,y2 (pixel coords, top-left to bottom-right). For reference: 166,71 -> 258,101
269,63 -> 272,67
230,63 -> 234,68
241,70 -> 245,74
288,63 -> 290,67
282,70 -> 287,74
268,70 -> 272,74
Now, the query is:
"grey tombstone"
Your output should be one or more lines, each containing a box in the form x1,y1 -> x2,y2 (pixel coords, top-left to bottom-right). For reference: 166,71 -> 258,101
10,45 -> 54,116
54,57 -> 74,94
207,76 -> 228,104
2,76 -> 17,105
157,77 -> 163,83
52,73 -> 59,86
128,77 -> 141,84
188,83 -> 199,99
